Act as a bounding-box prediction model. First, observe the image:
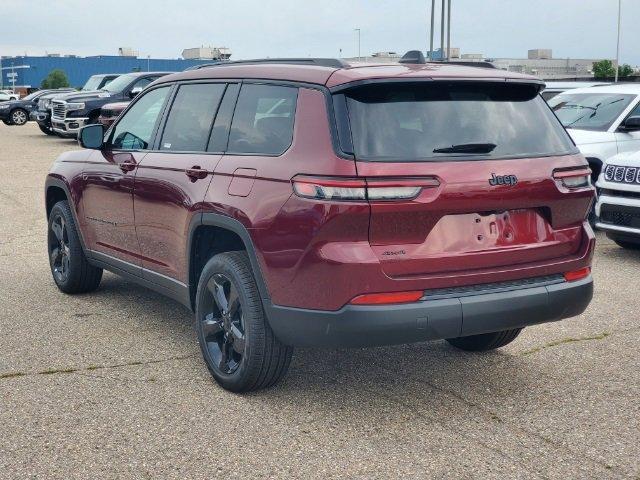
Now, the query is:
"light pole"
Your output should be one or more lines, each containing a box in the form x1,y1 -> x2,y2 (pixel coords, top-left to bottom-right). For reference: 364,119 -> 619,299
440,0 -> 445,58
429,0 -> 435,60
354,28 -> 361,62
446,0 -> 451,60
615,0 -> 622,82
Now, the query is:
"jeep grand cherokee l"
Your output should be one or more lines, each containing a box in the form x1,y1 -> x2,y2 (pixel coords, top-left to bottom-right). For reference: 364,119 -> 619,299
49,72 -> 170,137
45,54 -> 595,392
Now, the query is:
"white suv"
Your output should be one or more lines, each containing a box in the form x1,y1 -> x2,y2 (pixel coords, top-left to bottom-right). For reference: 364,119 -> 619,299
0,90 -> 19,101
596,152 -> 640,248
548,84 -> 640,185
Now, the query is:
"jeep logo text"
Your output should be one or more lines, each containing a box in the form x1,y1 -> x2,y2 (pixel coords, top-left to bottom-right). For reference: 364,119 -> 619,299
489,173 -> 518,186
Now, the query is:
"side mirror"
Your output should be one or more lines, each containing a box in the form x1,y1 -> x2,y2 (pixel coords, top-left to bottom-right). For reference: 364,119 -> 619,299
129,87 -> 143,99
620,116 -> 640,132
79,124 -> 105,149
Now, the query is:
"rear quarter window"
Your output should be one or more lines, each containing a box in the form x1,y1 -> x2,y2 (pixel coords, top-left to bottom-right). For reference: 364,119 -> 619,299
342,82 -> 576,162
227,84 -> 297,155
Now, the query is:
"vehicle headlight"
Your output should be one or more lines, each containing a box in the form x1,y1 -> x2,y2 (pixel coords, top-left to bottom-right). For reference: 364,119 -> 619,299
66,102 -> 85,111
0,104 -> 9,110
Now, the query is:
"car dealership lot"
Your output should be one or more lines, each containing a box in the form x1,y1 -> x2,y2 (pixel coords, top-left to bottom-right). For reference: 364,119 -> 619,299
0,124 -> 638,479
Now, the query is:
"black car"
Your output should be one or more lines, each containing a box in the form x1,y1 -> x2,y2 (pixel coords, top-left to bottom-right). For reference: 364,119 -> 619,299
49,72 -> 171,137
32,74 -> 121,135
0,88 -> 73,126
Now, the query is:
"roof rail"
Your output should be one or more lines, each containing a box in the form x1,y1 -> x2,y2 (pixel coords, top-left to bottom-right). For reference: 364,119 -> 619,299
432,60 -> 497,69
185,58 -> 349,71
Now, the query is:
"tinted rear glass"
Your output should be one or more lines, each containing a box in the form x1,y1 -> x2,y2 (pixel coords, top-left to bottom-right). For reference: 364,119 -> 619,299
343,82 -> 576,162
548,92 -> 635,131
227,84 -> 297,155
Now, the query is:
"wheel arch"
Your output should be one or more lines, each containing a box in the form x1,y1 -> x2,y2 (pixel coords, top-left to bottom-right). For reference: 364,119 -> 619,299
45,176 -> 87,252
187,213 -> 271,312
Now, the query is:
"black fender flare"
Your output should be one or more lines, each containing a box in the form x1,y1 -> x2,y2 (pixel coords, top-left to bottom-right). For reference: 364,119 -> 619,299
187,212 -> 272,306
44,176 -> 88,252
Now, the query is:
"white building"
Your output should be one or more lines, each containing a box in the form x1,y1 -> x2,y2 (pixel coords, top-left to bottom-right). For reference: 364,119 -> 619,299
182,46 -> 232,61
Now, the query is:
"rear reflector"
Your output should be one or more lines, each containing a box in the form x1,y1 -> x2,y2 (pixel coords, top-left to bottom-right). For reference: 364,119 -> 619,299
564,267 -> 591,282
292,176 -> 439,201
350,290 -> 423,305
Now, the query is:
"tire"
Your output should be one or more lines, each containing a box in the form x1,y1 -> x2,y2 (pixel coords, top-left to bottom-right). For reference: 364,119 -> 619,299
10,108 -> 28,126
195,251 -> 292,392
38,123 -> 56,135
446,328 -> 522,352
47,201 -> 103,294
614,239 -> 640,250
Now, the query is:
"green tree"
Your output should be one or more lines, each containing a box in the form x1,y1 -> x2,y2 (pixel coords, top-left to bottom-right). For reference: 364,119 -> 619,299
618,64 -> 634,78
41,69 -> 70,89
592,60 -> 616,79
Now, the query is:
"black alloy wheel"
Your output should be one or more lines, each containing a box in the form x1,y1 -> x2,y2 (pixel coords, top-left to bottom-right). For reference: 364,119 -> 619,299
48,213 -> 71,284
200,273 -> 246,375
46,201 -> 102,294
195,252 -> 292,392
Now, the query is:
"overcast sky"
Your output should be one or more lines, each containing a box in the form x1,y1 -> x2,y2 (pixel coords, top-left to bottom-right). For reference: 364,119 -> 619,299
2,0 -> 639,65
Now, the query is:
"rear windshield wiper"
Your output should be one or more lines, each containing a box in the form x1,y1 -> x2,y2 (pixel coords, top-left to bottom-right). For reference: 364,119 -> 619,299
433,143 -> 497,154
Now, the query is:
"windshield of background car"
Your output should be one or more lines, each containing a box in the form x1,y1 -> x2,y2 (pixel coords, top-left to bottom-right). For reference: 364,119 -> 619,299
548,92 -> 635,131
82,76 -> 104,91
23,91 -> 41,100
102,74 -> 136,93
343,81 -> 576,162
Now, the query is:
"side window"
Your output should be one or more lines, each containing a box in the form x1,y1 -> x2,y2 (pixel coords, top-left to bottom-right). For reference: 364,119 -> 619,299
227,84 -> 298,155
627,101 -> 640,117
160,83 -> 226,152
110,86 -> 170,150
130,77 -> 153,92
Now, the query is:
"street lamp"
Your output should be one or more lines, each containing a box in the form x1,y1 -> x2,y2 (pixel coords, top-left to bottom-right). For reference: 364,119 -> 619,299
615,0 -> 622,82
354,28 -> 361,62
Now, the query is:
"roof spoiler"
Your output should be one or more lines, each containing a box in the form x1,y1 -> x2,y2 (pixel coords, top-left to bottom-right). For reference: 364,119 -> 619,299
399,50 -> 427,64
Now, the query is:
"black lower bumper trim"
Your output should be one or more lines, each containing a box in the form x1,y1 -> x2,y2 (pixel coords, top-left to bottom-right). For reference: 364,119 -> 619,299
264,276 -> 593,347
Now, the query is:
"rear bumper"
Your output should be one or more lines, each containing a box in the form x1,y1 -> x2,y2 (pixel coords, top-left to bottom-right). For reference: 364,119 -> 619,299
265,275 -> 593,347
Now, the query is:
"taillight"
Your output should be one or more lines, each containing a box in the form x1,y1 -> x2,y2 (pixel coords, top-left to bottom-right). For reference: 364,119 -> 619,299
553,168 -> 592,189
350,290 -> 424,305
292,177 -> 366,200
292,176 -> 439,201
564,267 -> 591,282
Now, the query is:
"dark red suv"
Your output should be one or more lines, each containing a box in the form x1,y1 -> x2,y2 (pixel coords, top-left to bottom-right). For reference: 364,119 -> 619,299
45,54 -> 595,392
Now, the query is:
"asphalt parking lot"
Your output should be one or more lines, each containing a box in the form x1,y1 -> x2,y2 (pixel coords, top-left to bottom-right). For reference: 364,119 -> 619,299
0,123 -> 638,479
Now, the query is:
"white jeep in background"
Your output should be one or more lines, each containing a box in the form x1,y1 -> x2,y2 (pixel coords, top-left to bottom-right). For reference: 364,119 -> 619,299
596,152 -> 640,249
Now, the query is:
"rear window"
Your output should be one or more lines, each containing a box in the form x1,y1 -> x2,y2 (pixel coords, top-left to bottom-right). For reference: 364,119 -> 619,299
343,82 -> 576,162
548,92 -> 635,131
